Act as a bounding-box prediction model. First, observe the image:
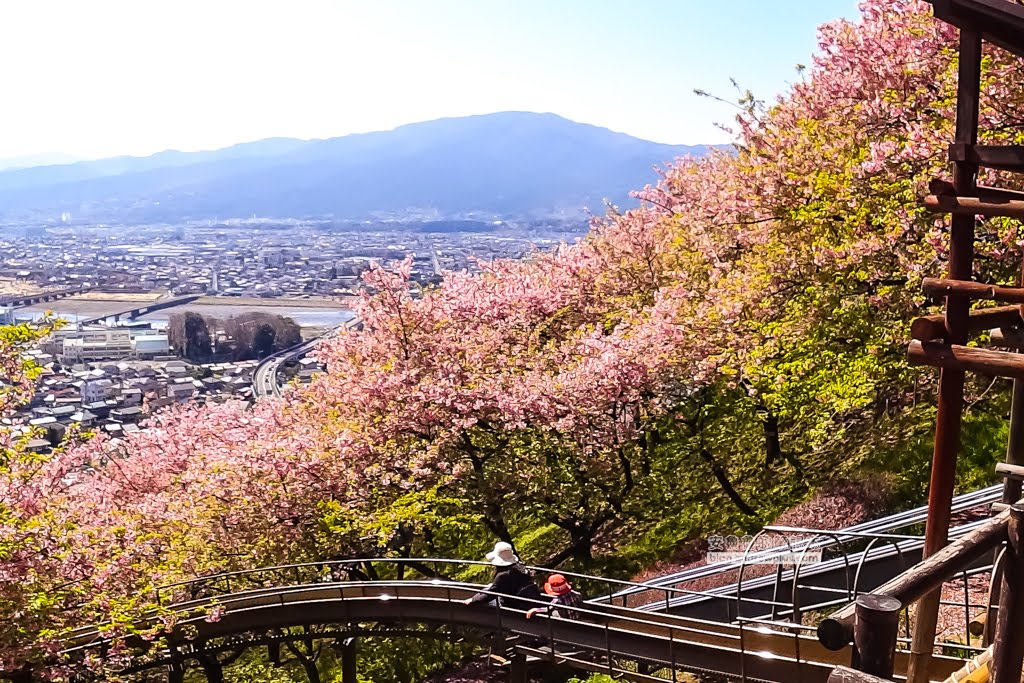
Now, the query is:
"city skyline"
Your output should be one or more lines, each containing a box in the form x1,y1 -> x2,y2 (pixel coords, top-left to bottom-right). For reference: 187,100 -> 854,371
0,0 -> 858,162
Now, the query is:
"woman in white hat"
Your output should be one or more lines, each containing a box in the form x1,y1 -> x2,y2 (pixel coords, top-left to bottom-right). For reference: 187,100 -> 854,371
463,541 -> 543,610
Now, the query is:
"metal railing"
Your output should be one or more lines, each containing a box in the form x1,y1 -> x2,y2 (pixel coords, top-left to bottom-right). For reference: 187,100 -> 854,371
610,484 -> 1001,604
635,517 -> 999,653
59,556 -> 973,683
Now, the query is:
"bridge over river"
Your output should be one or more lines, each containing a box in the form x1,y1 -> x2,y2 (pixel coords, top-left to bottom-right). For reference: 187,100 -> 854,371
74,294 -> 202,326
0,286 -> 93,310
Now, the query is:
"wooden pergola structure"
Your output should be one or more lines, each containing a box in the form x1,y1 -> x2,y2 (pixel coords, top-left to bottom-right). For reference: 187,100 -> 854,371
819,2 -> 1024,683
908,2 -> 1024,683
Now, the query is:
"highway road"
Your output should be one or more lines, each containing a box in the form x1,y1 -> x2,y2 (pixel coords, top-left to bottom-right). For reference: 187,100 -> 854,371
252,317 -> 361,398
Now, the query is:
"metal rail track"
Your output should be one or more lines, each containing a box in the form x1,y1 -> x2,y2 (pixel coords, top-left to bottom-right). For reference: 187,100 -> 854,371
610,484 -> 1002,610
60,558 -> 970,683
640,517 -> 995,624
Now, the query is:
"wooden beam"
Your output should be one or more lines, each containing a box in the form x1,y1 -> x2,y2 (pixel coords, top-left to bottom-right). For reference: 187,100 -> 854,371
997,462 -> 1024,481
910,305 -> 1022,341
922,278 -> 1024,304
992,328 -> 1024,348
828,666 -> 892,683
978,185 -> 1024,202
925,194 -> 1024,220
950,144 -> 1024,173
929,0 -> 1024,59
818,506 -> 1010,650
909,340 -> 1024,378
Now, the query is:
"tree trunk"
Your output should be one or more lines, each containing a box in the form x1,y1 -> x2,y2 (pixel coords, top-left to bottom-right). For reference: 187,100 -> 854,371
544,515 -> 619,567
284,629 -> 322,683
482,508 -> 513,545
461,433 -> 513,544
698,448 -> 755,515
300,659 -> 321,683
573,538 -> 593,562
761,410 -> 782,465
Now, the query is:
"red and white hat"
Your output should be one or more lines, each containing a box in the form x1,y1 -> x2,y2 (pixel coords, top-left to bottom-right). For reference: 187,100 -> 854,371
544,574 -> 572,596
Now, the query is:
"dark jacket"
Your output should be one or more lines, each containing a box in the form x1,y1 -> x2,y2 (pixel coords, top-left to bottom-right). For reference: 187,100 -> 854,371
541,590 -> 584,620
468,564 -> 543,610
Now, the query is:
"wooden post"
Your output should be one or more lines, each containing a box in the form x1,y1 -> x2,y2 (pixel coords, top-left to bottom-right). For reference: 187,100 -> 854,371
853,595 -> 901,679
990,505 -> 1024,683
1003,264 -> 1024,507
341,637 -> 358,683
508,652 -> 528,683
908,27 -> 982,683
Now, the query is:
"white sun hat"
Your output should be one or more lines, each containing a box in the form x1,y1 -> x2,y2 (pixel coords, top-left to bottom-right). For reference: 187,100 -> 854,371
485,541 -> 519,567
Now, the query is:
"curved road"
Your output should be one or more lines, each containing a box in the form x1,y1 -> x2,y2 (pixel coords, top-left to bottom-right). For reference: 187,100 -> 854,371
252,317 -> 361,398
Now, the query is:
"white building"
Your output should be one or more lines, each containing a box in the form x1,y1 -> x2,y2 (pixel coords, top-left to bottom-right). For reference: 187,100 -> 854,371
132,334 -> 169,359
81,378 -> 115,403
60,329 -> 133,363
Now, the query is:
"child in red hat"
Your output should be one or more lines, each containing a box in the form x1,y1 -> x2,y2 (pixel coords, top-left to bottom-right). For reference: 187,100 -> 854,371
525,573 -> 584,620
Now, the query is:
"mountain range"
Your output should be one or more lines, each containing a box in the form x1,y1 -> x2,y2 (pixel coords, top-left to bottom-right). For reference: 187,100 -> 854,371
0,112 -> 717,224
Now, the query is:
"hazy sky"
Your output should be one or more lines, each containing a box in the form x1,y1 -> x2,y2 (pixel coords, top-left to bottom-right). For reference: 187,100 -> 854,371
0,1 -> 859,161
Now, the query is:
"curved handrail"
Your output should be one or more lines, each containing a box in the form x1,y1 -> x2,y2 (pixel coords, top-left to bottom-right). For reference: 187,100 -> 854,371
64,579 -> 849,683
151,557 -> 753,609
59,575 -> 972,683
645,515 -> 995,618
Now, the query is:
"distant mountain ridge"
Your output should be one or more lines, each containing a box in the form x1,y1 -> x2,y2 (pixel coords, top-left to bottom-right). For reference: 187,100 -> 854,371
0,112 -> 719,223
0,153 -> 81,172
